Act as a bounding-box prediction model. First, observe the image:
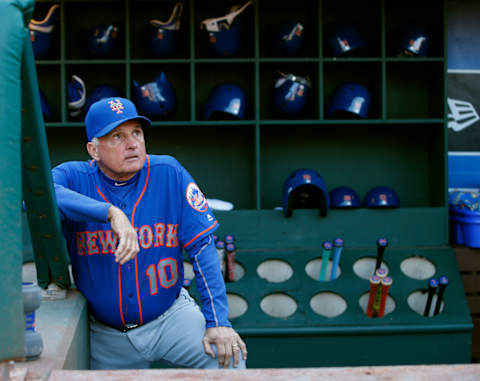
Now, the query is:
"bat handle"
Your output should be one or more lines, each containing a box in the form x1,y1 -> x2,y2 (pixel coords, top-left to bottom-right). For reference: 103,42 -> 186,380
330,238 -> 343,281
424,278 -> 438,317
375,238 -> 388,272
433,276 -> 449,315
319,241 -> 332,281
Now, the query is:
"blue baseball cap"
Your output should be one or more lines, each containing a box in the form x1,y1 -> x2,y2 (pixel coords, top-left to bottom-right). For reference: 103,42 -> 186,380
85,97 -> 151,141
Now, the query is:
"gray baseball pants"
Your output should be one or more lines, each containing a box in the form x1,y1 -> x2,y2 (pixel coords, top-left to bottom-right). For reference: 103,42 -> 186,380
90,288 -> 247,370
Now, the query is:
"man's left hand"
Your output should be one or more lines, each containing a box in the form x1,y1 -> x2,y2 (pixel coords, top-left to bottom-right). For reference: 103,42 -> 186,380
202,326 -> 247,368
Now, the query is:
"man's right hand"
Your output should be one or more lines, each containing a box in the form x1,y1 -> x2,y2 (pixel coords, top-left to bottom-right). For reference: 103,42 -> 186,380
107,205 -> 139,264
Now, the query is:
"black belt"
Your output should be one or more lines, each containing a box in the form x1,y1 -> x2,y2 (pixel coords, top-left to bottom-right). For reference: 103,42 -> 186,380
118,323 -> 140,332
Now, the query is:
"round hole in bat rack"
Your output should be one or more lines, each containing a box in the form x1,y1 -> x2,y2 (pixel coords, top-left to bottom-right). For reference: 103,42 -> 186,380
227,293 -> 248,319
407,289 -> 445,317
257,259 -> 293,283
305,258 -> 342,282
353,257 -> 390,280
358,291 -> 396,317
400,256 -> 436,280
231,262 -> 246,281
310,292 -> 347,318
183,261 -> 194,280
260,292 -> 297,318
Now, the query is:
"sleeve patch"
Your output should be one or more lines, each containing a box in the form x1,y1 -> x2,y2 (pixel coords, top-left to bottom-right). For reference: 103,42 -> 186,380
186,182 -> 208,213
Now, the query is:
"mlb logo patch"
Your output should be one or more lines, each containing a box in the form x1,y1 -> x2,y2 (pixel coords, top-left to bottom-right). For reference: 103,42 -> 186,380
108,99 -> 124,114
303,174 -> 311,183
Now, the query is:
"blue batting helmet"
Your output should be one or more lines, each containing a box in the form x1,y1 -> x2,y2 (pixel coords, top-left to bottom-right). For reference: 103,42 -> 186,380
199,0 -> 253,57
203,83 -> 246,120
364,186 -> 400,208
398,26 -> 430,57
274,21 -> 305,56
84,85 -> 122,114
67,75 -> 87,118
327,83 -> 371,119
29,4 -> 60,60
326,24 -> 366,57
87,24 -> 121,58
39,89 -> 52,121
329,186 -> 361,208
132,72 -> 176,118
149,2 -> 184,58
282,169 -> 329,217
273,72 -> 312,117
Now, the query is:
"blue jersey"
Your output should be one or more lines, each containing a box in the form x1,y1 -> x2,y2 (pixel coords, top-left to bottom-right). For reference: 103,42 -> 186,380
52,155 -> 230,330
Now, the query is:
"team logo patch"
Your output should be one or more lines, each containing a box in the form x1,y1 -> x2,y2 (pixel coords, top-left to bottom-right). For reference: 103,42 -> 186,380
186,182 -> 208,212
108,99 -> 124,114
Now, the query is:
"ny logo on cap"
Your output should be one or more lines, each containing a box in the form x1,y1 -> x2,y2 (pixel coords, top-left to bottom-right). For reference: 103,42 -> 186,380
108,99 -> 124,114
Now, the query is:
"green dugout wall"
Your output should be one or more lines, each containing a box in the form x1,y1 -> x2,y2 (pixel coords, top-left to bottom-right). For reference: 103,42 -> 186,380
0,0 -> 30,362
1,0 -> 70,362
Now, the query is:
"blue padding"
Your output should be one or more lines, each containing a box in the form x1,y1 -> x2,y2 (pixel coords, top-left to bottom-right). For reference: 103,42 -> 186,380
448,153 -> 480,188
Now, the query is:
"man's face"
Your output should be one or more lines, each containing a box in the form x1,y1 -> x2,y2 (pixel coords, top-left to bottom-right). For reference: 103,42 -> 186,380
87,120 -> 146,181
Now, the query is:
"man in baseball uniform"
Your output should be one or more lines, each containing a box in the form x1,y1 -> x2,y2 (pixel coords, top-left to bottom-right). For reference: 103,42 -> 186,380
52,97 -> 247,369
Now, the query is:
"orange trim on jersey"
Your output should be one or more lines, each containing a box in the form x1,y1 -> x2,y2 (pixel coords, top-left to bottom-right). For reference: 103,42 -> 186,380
118,263 -> 126,325
183,220 -> 218,248
96,187 -> 109,203
130,155 -> 150,326
131,155 -> 151,227
94,186 -> 125,324
134,256 -> 143,324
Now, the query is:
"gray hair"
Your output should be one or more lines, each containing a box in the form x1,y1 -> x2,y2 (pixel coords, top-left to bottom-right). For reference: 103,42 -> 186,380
92,137 -> 99,146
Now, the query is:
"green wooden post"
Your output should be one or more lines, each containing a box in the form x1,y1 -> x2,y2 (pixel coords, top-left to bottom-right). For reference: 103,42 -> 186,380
0,0 -> 36,362
21,9 -> 71,291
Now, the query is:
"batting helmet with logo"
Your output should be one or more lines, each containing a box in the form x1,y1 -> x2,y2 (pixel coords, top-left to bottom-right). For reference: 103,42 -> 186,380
87,24 -> 121,58
364,186 -> 400,208
29,4 -> 60,60
273,72 -> 312,117
282,169 -> 329,217
132,72 -> 176,118
149,2 -> 184,58
203,83 -> 246,120
200,0 -> 253,57
329,186 -> 361,208
327,82 -> 371,119
273,20 -> 305,57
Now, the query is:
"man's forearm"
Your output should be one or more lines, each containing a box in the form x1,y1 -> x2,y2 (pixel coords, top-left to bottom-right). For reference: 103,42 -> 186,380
54,183 -> 110,223
187,234 -> 231,328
